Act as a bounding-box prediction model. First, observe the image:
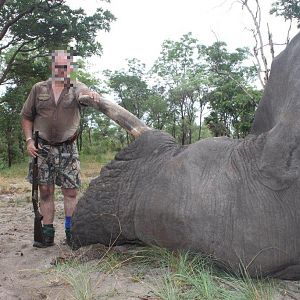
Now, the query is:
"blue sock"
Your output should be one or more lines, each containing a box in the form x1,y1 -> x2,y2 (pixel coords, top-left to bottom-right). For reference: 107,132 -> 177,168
65,216 -> 72,230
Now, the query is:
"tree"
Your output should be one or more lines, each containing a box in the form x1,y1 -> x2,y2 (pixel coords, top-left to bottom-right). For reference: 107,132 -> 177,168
152,33 -> 208,144
236,0 -> 298,87
0,81 -> 38,166
74,60 -> 105,152
236,0 -> 273,87
106,59 -> 152,144
0,46 -> 53,166
0,0 -> 115,88
203,42 -> 261,138
271,0 -> 300,26
106,59 -> 151,119
145,87 -> 169,130
0,1 -> 115,167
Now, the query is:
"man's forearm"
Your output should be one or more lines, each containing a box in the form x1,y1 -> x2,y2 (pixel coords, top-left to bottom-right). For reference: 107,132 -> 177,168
22,117 -> 38,157
22,118 -> 34,142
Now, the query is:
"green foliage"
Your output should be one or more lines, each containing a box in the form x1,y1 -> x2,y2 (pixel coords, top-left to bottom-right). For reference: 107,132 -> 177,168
0,83 -> 34,167
271,0 -> 300,26
0,0 -> 115,167
105,34 -> 262,144
76,64 -> 128,152
0,2 -> 264,166
0,0 -> 116,86
152,33 -> 209,144
72,62 -> 121,153
106,58 -> 151,120
145,90 -> 170,130
150,35 -> 261,141
203,42 -> 261,138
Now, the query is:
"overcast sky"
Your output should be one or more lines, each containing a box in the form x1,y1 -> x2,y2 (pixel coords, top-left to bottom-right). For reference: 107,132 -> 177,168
67,0 -> 299,74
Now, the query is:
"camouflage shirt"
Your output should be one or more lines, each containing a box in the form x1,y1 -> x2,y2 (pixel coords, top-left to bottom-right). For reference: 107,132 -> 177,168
21,79 -> 91,143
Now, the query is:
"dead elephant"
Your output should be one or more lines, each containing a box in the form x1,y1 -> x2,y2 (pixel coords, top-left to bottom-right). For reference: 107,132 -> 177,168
72,32 -> 300,280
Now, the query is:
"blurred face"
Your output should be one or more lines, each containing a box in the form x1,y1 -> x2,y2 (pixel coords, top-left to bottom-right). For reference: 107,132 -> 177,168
51,51 -> 73,82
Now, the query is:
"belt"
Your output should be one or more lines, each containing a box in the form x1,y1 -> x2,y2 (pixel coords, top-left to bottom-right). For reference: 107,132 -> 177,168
38,133 -> 78,146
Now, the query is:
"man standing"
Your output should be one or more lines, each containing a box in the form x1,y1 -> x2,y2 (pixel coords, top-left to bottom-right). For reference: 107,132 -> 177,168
21,50 -> 100,248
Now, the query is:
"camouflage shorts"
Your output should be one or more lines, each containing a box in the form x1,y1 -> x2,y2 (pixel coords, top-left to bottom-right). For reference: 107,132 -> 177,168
28,139 -> 81,189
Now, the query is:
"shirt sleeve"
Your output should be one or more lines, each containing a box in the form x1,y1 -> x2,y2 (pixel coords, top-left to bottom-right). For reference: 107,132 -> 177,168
20,84 -> 37,120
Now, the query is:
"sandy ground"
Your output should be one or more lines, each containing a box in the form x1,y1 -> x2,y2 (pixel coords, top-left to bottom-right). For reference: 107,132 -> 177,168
0,193 -> 160,300
0,192 -> 300,300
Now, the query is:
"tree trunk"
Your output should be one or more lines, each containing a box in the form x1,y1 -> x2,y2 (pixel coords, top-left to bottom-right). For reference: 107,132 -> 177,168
88,127 -> 92,145
7,142 -> 12,167
172,112 -> 176,138
6,134 -> 12,167
181,118 -> 186,145
77,129 -> 83,152
198,107 -> 203,140
18,132 -> 24,156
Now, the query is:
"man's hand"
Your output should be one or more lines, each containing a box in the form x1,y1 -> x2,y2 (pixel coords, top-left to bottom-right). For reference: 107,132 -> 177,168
78,91 -> 101,105
22,118 -> 38,157
27,139 -> 38,157
87,91 -> 100,100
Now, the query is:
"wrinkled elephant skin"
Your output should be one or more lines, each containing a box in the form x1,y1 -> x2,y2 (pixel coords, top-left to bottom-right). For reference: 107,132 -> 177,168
72,32 -> 300,280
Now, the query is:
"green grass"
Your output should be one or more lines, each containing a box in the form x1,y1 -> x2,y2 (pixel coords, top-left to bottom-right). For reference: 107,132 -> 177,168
0,160 -> 28,178
80,151 -> 116,166
54,261 -> 95,300
0,160 -> 29,194
52,248 -> 130,300
95,250 -> 125,273
129,247 -> 278,300
51,246 -> 279,300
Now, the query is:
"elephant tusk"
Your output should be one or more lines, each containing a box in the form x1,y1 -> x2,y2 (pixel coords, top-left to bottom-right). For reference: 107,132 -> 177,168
78,95 -> 151,138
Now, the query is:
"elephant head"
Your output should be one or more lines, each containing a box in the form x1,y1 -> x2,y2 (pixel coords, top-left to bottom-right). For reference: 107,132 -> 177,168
72,32 -> 300,280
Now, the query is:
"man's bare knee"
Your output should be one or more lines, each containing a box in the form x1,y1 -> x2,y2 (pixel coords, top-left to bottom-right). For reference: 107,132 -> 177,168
39,185 -> 54,200
62,188 -> 77,198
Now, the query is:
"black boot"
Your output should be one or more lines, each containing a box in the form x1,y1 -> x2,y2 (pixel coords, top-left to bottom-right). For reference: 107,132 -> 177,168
65,228 -> 72,246
65,228 -> 79,250
33,224 -> 55,248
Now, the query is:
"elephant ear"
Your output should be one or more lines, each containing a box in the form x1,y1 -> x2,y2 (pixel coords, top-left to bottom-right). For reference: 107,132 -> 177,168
251,32 -> 300,190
